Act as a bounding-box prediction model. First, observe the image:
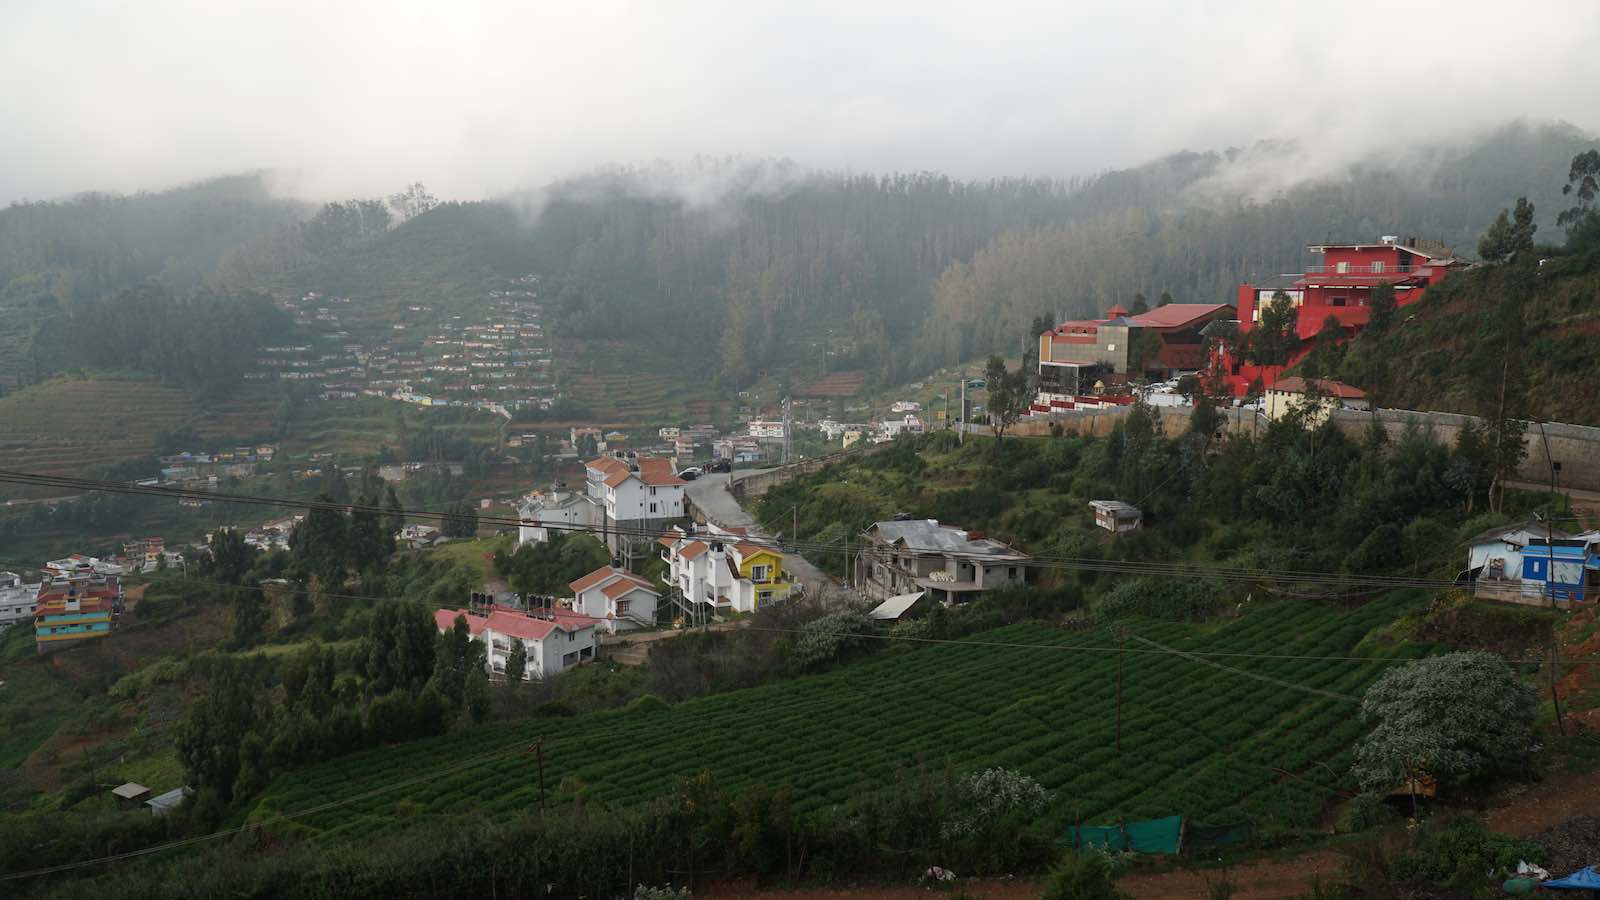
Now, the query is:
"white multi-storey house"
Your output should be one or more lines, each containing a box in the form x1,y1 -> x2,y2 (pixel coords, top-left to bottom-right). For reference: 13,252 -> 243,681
517,489 -> 594,545
583,454 -> 687,557
433,604 -> 599,679
659,525 -> 794,616
568,565 -> 660,633
0,571 -> 41,631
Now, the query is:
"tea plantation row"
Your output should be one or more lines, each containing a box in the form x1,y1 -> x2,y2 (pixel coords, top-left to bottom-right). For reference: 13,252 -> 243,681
253,592 -> 1435,840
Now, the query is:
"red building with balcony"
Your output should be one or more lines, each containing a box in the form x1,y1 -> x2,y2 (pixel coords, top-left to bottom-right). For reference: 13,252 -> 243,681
1221,236 -> 1466,395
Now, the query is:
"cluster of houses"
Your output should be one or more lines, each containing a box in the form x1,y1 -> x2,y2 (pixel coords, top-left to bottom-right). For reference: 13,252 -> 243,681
1464,520 -> 1600,607
1026,236 -> 1460,419
247,277 -> 561,418
818,414 -> 926,449
0,565 -> 126,654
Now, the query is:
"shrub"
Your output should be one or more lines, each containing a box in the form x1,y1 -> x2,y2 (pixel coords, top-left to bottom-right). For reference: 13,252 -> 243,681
1040,851 -> 1129,900
1392,817 -> 1542,891
1093,577 -> 1227,621
1334,793 -> 1396,834
790,610 -> 878,671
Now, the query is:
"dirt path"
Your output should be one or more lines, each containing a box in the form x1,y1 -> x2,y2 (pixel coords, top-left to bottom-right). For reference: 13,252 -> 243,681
1118,851 -> 1344,900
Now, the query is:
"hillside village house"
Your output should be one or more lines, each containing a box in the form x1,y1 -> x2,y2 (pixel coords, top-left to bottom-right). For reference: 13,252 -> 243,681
517,488 -> 592,545
433,604 -> 599,679
1033,302 -> 1234,413
43,555 -> 125,578
1465,521 -> 1600,606
34,573 -> 124,653
1220,235 -> 1467,395
1261,376 -> 1370,424
1090,500 -> 1142,533
585,454 -> 687,557
659,524 -> 794,616
855,519 -> 1035,604
569,565 -> 660,633
0,571 -> 42,631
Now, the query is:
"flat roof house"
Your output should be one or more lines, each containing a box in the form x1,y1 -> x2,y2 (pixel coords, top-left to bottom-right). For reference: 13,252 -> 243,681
855,519 -> 1035,605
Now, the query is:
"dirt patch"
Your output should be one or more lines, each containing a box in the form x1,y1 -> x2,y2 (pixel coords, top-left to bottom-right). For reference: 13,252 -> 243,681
1118,851 -> 1344,900
1528,815 -> 1600,876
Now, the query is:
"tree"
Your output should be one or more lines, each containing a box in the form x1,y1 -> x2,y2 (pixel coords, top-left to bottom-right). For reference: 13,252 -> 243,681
1352,652 -> 1537,794
506,639 -> 528,685
1368,282 -> 1397,332
1477,197 -> 1537,263
1245,291 -> 1298,366
441,501 -> 479,538
1127,327 -> 1164,381
383,483 -> 405,537
1557,149 -> 1599,231
1158,291 -> 1173,307
207,527 -> 256,584
388,182 -> 439,223
229,582 -> 270,649
1129,292 -> 1150,315
367,600 -> 437,695
290,495 -> 349,584
982,355 -> 1028,449
1470,270 -> 1532,513
1301,314 -> 1344,380
349,492 -> 393,571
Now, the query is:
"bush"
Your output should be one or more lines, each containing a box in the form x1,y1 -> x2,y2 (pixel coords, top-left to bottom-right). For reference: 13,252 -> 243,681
1334,793 -> 1396,834
790,610 -> 878,671
1392,817 -> 1542,891
1040,851 -> 1129,900
1093,578 -> 1227,621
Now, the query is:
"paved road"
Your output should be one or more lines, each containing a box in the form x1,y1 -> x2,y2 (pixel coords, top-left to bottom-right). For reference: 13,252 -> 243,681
683,472 -> 849,600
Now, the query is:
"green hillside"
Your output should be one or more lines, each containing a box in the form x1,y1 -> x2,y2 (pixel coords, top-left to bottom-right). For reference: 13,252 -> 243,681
255,594 -> 1433,841
1337,251 -> 1600,426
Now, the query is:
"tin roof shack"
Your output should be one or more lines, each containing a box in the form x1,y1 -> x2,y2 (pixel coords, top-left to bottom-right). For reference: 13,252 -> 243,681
146,786 -> 193,816
112,782 -> 151,810
1090,500 -> 1142,534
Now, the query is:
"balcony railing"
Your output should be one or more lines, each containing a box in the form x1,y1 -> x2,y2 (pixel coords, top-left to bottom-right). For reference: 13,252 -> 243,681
1299,264 -> 1416,275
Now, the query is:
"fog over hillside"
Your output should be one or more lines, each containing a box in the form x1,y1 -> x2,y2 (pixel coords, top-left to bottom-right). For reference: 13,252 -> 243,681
3,1 -> 1599,203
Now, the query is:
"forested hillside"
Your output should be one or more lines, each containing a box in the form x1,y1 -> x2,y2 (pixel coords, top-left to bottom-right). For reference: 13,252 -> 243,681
2,121 -> 1594,401
0,175 -> 306,389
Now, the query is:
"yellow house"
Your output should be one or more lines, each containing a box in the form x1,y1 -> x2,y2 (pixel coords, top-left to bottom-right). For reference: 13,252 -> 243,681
730,541 -> 792,609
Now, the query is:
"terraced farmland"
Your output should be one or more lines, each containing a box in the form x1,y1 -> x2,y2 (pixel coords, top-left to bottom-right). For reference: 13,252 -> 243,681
0,377 -> 281,488
254,594 -> 1436,842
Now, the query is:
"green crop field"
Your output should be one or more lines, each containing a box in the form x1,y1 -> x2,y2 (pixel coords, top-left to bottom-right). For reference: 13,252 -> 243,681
254,593 -> 1436,842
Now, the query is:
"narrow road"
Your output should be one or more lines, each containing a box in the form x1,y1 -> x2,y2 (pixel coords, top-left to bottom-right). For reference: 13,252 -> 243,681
684,472 -> 853,602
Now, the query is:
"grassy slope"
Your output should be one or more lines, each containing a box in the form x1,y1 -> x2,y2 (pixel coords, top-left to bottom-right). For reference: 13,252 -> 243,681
253,593 -> 1436,842
1338,254 -> 1600,426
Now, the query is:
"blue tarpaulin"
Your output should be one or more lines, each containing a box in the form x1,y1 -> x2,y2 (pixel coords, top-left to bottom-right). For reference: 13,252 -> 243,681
1545,865 -> 1600,889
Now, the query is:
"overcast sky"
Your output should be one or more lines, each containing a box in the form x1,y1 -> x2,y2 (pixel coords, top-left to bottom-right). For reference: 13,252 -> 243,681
3,0 -> 1599,204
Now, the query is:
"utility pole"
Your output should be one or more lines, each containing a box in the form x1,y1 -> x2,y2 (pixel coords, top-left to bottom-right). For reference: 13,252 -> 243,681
959,378 -> 966,445
528,738 -> 546,811
1551,631 -> 1568,736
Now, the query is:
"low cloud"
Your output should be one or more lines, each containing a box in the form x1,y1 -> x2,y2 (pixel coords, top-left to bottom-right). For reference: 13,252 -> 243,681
2,1 -> 1597,205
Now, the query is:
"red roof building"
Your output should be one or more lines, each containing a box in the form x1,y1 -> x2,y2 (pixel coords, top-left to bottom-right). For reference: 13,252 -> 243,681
434,603 -> 600,679
1221,235 -> 1467,395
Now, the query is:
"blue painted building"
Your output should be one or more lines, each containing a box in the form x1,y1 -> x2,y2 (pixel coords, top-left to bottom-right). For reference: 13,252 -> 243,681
1521,538 -> 1599,603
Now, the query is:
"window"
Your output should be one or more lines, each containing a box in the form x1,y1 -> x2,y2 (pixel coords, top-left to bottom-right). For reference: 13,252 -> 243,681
1335,261 -> 1350,273
750,564 -> 771,582
649,502 -> 658,514
1106,342 -> 1117,351
1370,260 -> 1385,273
1331,296 -> 1347,307
649,486 -> 656,496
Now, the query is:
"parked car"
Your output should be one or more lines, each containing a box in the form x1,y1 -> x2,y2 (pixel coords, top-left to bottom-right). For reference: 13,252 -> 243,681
679,467 -> 702,481
708,459 -> 731,473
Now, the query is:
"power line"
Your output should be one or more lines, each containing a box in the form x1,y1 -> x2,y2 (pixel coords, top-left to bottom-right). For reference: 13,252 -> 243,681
0,467 -> 1509,595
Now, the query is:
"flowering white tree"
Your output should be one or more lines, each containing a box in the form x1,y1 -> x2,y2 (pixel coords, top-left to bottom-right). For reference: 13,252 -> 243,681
1352,652 -> 1537,794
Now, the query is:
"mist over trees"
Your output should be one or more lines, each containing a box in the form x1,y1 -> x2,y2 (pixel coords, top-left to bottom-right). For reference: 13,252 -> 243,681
0,121 -> 1594,396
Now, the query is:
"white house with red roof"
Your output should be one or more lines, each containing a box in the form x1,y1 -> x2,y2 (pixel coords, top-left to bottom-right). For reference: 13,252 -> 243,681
659,524 -> 794,616
433,604 -> 599,679
1261,376 -> 1369,424
568,565 -> 660,633
583,452 -> 689,559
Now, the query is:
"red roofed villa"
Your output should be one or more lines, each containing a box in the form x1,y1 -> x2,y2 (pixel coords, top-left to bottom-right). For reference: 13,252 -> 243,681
568,565 -> 660,633
434,603 -> 600,679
